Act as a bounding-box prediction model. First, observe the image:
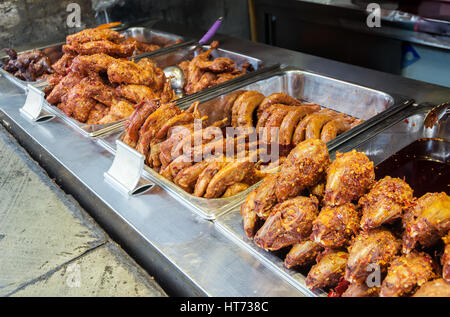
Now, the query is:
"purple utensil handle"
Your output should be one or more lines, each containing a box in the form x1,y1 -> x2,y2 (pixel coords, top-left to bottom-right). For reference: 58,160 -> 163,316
199,17 -> 223,45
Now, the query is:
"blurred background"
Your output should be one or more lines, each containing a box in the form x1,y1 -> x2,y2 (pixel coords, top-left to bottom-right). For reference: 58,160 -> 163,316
1,0 -> 448,87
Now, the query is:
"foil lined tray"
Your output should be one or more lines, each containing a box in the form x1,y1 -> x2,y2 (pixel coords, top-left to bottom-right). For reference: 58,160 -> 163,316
215,103 -> 446,297
97,67 -> 412,219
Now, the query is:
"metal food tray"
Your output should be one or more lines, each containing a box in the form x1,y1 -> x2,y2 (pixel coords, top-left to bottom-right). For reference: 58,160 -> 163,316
97,66 -> 411,219
214,103 -> 447,297
0,27 -> 189,91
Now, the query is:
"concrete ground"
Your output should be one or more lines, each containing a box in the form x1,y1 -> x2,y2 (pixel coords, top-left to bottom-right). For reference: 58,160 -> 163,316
0,125 -> 167,297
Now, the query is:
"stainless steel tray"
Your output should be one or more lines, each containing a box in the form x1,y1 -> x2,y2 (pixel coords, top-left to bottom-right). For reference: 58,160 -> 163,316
177,66 -> 413,152
0,27 -> 189,90
97,66 -> 411,219
214,103 -> 446,297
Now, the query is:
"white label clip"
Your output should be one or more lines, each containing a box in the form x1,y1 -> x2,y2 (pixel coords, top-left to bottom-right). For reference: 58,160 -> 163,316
20,84 -> 55,122
104,140 -> 154,196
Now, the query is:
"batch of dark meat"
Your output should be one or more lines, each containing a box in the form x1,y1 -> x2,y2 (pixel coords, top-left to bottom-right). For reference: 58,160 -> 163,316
240,138 -> 450,297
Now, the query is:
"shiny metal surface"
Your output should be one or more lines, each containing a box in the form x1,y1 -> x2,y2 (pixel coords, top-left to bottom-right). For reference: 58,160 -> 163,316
0,82 -> 306,296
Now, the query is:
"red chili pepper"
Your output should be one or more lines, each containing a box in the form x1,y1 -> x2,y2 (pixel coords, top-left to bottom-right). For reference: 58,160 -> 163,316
328,277 -> 350,297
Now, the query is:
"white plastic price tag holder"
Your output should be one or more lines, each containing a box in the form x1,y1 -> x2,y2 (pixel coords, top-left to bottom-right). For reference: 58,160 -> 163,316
20,84 -> 55,122
104,140 -> 154,196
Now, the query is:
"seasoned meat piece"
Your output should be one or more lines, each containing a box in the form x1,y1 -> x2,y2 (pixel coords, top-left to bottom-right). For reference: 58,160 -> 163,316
135,103 -> 181,157
66,28 -> 124,46
412,279 -> 450,297
402,192 -> 450,253
46,71 -> 84,104
193,160 -> 228,197
222,182 -> 249,198
324,150 -> 375,207
341,281 -> 380,297
159,125 -> 194,168
380,251 -> 437,297
359,176 -> 413,231
304,113 -> 333,140
442,232 -> 450,282
311,203 -> 360,248
231,91 -> 265,127
70,53 -> 116,75
197,57 -> 236,73
284,240 -> 324,269
275,139 -> 329,202
257,93 -> 304,118
253,196 -> 319,251
204,161 -> 254,198
174,161 -> 210,193
63,40 -> 135,57
107,58 -> 156,86
122,100 -> 161,148
116,84 -> 159,104
159,155 -> 192,182
97,99 -> 135,124
52,53 -> 74,75
86,103 -> 109,124
260,107 -> 290,143
345,228 -> 401,283
278,106 -> 319,145
306,249 -> 349,290
320,117 -> 354,143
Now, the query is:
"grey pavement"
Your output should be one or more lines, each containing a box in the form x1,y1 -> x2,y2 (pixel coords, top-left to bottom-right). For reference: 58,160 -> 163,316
0,124 -> 167,297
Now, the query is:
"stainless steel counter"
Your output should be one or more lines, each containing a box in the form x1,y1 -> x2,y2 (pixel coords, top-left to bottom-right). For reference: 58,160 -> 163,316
0,24 -> 449,297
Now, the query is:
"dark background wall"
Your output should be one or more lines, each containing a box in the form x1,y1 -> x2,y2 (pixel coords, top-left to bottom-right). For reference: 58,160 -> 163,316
0,0 -> 250,49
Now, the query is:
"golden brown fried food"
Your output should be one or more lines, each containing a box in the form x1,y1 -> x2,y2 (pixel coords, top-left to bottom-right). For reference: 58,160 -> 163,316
380,251 -> 437,297
402,192 -> 450,253
97,99 -> 135,124
70,53 -> 117,75
204,161 -> 254,198
222,183 -> 250,198
253,196 -> 319,251
442,232 -> 450,282
304,113 -> 334,140
135,103 -> 181,157
257,93 -> 304,118
116,84 -> 159,104
66,28 -> 124,46
345,228 -> 401,283
284,240 -> 324,269
197,57 -> 236,73
311,203 -> 360,248
174,161 -> 210,193
324,150 -> 375,207
278,106 -> 320,145
63,40 -> 135,58
122,100 -> 161,147
341,281 -> 380,297
320,117 -> 355,143
107,58 -> 156,86
359,176 -> 413,231
194,159 -> 228,197
46,71 -> 84,104
305,249 -> 349,290
275,139 -> 329,202
51,53 -> 74,75
412,279 -> 450,297
86,103 -> 109,124
231,91 -> 265,127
